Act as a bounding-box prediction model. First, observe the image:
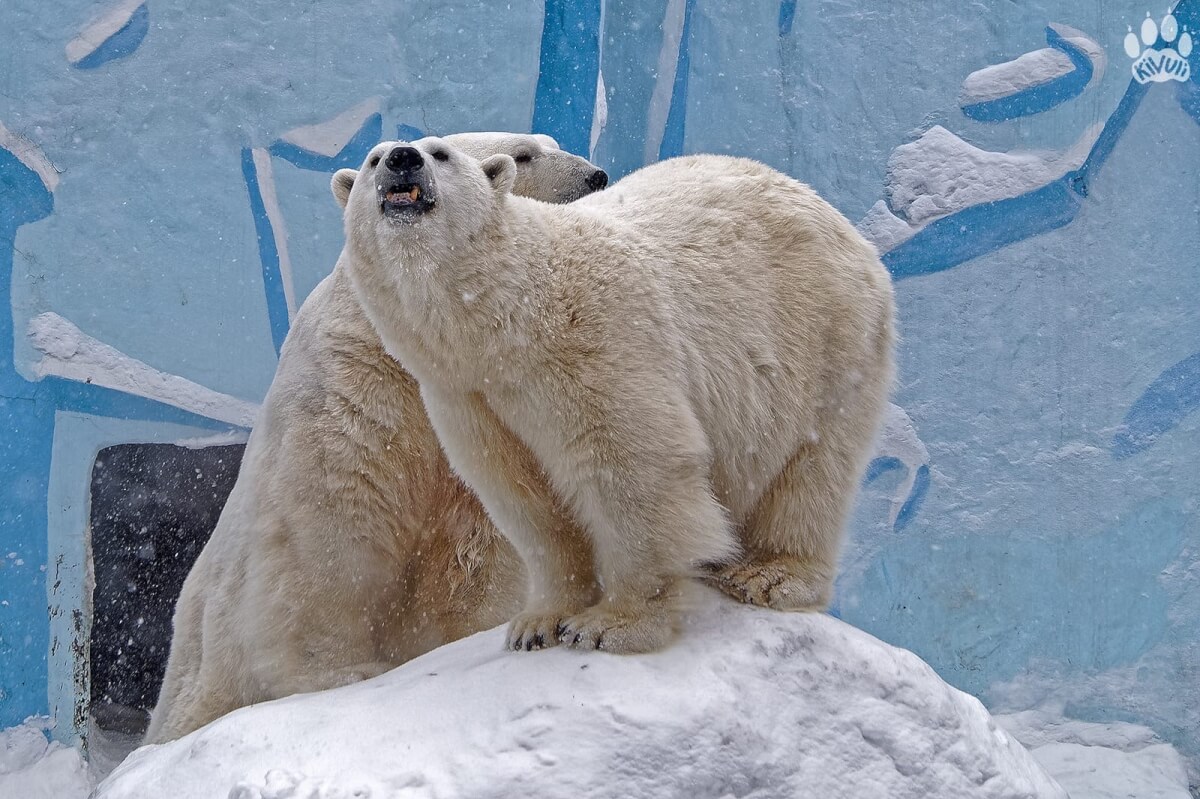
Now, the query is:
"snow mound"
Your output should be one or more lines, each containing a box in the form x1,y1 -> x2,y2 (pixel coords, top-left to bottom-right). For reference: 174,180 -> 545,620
97,588 -> 1064,799
0,719 -> 93,799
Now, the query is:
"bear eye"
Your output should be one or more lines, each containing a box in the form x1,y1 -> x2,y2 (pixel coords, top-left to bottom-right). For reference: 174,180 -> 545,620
431,149 -> 450,162
368,154 -> 381,168
514,153 -> 533,164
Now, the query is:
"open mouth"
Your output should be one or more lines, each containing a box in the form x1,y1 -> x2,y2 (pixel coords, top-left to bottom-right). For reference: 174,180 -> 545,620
380,182 -> 434,218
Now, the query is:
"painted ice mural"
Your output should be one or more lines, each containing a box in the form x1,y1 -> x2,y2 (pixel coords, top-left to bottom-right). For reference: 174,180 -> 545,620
854,4 -> 1200,467
0,0 -> 1197,782
0,120 -> 235,733
843,0 -> 1200,768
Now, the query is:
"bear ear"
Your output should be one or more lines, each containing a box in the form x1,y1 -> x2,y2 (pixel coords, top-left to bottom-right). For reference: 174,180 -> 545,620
331,169 -> 357,209
480,154 -> 516,196
532,133 -> 560,150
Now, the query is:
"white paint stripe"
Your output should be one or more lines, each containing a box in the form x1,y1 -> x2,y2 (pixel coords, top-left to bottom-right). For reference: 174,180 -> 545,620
28,312 -> 261,428
251,148 -> 297,321
644,0 -> 687,164
279,97 -> 381,158
590,70 -> 608,158
0,120 -> 59,192
64,0 -> 145,65
589,0 -> 608,159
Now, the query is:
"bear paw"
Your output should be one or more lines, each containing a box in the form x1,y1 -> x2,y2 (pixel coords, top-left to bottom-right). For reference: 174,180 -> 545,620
555,603 -> 676,654
705,558 -> 831,611
507,611 -> 571,651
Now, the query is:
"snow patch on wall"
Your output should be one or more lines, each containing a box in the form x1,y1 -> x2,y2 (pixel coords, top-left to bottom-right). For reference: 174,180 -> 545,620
875,403 -> 932,527
858,200 -> 918,253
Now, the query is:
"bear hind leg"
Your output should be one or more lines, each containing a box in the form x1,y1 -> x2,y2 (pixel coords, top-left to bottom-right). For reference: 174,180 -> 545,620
707,436 -> 865,612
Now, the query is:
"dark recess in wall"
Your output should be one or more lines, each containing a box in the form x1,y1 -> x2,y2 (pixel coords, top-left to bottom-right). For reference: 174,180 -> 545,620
88,442 -> 244,734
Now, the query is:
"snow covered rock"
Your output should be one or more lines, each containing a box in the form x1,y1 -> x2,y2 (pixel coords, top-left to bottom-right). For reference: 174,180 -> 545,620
96,587 -> 1065,799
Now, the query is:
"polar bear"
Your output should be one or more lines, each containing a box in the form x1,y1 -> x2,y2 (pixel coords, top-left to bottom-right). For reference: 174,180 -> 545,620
144,134 -> 606,744
341,139 -> 896,655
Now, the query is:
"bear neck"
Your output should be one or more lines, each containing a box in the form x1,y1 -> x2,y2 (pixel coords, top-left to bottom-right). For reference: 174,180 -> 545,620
348,203 -> 553,389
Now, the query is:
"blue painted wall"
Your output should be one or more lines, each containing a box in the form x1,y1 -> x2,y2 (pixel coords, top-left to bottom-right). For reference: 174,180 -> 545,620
1,0 -> 1196,772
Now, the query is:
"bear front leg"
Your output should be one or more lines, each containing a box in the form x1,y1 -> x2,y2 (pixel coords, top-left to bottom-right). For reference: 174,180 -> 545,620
419,386 -> 600,651
542,386 -> 740,654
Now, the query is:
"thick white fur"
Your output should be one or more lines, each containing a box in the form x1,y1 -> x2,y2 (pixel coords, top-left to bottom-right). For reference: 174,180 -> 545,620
342,139 -> 897,655
144,134 -> 603,744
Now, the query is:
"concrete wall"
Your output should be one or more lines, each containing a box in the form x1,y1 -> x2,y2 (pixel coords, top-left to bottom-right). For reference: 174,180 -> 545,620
1,0 -> 1196,769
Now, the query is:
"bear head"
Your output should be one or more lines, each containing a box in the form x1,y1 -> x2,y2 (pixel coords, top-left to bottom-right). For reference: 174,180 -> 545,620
334,137 -> 542,263
444,132 -> 606,203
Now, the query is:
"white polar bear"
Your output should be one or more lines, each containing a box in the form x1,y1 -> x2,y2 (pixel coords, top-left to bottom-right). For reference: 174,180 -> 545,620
341,139 -> 897,655
144,133 -> 607,744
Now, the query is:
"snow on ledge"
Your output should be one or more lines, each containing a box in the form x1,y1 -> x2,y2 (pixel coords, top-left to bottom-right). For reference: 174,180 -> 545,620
28,312 -> 259,429
885,123 -> 1101,228
960,24 -> 1106,106
97,587 -> 1065,799
858,199 -> 918,253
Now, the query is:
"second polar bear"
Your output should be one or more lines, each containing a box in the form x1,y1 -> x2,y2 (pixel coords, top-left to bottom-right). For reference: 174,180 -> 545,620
144,133 -> 606,744
342,140 -> 896,654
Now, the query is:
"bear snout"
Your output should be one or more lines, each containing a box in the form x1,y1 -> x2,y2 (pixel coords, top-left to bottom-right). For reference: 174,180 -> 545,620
587,169 -> 608,191
385,146 -> 424,174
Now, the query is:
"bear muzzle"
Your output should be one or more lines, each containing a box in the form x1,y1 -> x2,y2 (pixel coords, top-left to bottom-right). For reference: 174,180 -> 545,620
378,146 -> 436,221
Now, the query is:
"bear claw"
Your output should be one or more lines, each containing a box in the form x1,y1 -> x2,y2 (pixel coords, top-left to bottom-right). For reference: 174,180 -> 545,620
555,605 -> 674,654
506,611 -> 569,652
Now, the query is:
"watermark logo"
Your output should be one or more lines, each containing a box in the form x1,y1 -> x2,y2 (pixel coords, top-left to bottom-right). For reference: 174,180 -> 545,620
1125,11 -> 1192,83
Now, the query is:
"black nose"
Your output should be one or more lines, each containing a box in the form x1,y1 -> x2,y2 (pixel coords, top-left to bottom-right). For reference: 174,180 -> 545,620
385,146 -> 423,173
587,169 -> 608,190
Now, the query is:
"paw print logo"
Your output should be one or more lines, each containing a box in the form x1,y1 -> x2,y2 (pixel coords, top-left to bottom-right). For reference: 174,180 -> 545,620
1125,10 -> 1193,83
